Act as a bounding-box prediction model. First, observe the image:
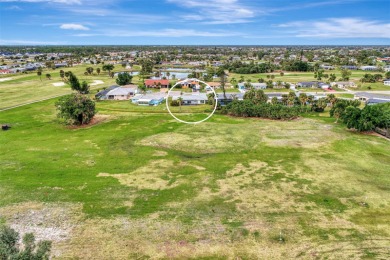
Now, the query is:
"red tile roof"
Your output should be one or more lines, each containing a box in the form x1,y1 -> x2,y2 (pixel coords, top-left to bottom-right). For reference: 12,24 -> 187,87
145,79 -> 170,86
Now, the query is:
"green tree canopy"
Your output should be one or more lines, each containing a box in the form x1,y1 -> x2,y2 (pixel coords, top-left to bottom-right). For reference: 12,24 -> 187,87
55,94 -> 96,125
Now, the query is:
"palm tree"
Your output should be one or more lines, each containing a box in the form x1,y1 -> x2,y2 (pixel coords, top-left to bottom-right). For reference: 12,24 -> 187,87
299,93 -> 308,106
230,77 -> 237,87
37,68 -> 42,81
327,94 -> 337,107
166,71 -> 170,79
178,92 -> 183,112
307,95 -> 314,108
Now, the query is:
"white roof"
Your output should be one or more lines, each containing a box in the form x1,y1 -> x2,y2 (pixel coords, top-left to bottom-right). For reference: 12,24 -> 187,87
107,87 -> 134,96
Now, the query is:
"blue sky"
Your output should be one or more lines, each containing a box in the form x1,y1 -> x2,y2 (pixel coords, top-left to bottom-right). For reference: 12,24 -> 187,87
0,0 -> 389,45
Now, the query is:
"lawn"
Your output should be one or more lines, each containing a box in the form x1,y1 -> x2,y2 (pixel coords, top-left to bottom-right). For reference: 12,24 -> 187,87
0,99 -> 389,259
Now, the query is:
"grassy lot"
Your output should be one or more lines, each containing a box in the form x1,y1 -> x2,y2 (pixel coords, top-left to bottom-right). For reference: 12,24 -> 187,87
0,99 -> 389,259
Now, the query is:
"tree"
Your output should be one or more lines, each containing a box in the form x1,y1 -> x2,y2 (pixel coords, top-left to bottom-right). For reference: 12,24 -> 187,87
243,89 -> 268,104
102,64 -> 114,75
166,71 -> 170,79
340,68 -> 352,81
0,226 -> 51,259
139,84 -> 147,94
329,73 -> 337,82
59,70 -> 65,80
55,94 -> 96,125
86,67 -> 94,75
45,73 -> 51,80
68,72 -> 89,94
299,93 -> 308,106
280,72 -> 284,76
287,92 -> 296,107
116,72 -> 133,86
37,68 -> 42,81
385,71 -> 390,79
271,96 -> 278,105
216,67 -> 227,100
96,68 -> 101,75
326,94 -> 337,107
177,96 -> 183,112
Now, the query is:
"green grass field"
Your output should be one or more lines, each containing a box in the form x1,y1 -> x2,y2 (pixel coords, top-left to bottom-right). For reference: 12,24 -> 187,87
0,98 -> 389,259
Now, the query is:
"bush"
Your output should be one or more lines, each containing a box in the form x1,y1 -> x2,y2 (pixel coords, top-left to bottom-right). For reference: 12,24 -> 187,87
0,226 -> 52,260
55,94 -> 96,125
223,100 -> 304,120
170,100 -> 180,106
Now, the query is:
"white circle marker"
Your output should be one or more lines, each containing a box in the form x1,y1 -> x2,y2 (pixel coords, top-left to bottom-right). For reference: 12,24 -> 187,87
165,78 -> 218,124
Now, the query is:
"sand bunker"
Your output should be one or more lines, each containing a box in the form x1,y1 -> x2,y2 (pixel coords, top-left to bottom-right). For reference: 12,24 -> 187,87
0,77 -> 13,82
90,80 -> 104,86
52,82 -> 65,87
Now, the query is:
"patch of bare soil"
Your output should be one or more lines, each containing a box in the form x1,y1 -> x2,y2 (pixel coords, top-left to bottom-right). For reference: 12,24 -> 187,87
67,114 -> 111,129
0,202 -> 84,257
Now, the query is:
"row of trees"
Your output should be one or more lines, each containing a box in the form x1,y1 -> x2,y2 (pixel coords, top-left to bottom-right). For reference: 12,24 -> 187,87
330,100 -> 389,131
223,100 -> 307,120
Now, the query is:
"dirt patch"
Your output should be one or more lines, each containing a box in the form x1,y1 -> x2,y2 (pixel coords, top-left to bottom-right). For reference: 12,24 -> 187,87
67,114 -> 111,129
0,202 -> 83,247
153,150 -> 168,157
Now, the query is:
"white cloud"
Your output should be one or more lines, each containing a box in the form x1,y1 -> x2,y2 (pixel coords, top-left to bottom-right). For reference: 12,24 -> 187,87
277,18 -> 390,38
73,28 -> 241,37
167,0 -> 257,24
4,5 -> 22,10
0,0 -> 81,4
60,23 -> 89,30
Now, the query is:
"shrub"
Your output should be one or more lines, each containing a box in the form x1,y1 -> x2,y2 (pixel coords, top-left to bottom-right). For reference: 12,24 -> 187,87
55,94 -> 96,125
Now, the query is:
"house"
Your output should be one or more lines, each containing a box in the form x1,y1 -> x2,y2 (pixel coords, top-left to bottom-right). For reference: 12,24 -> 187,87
360,66 -> 378,71
297,81 -> 321,88
216,92 -> 244,106
95,85 -> 119,100
341,65 -> 358,70
330,81 -> 356,89
145,79 -> 170,88
0,69 -> 11,75
180,80 -> 200,90
318,82 -> 331,90
354,92 -> 390,104
384,66 -> 390,72
321,65 -> 335,70
132,93 -> 166,106
173,93 -> 208,105
95,85 -> 137,100
237,82 -> 267,91
383,79 -> 390,86
55,62 -> 68,68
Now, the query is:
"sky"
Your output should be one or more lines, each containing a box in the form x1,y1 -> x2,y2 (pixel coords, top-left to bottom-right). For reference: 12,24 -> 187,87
0,0 -> 389,45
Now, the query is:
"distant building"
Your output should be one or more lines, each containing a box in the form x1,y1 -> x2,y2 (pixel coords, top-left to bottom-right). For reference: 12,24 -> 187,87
330,81 -> 357,89
354,92 -> 390,104
173,93 -> 208,105
131,92 -> 166,106
384,79 -> 390,86
95,85 -> 138,100
360,66 -> 378,71
341,65 -> 358,70
237,82 -> 267,91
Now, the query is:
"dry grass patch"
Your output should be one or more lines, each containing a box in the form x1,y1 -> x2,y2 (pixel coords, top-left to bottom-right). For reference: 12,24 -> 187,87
98,160 -> 180,190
